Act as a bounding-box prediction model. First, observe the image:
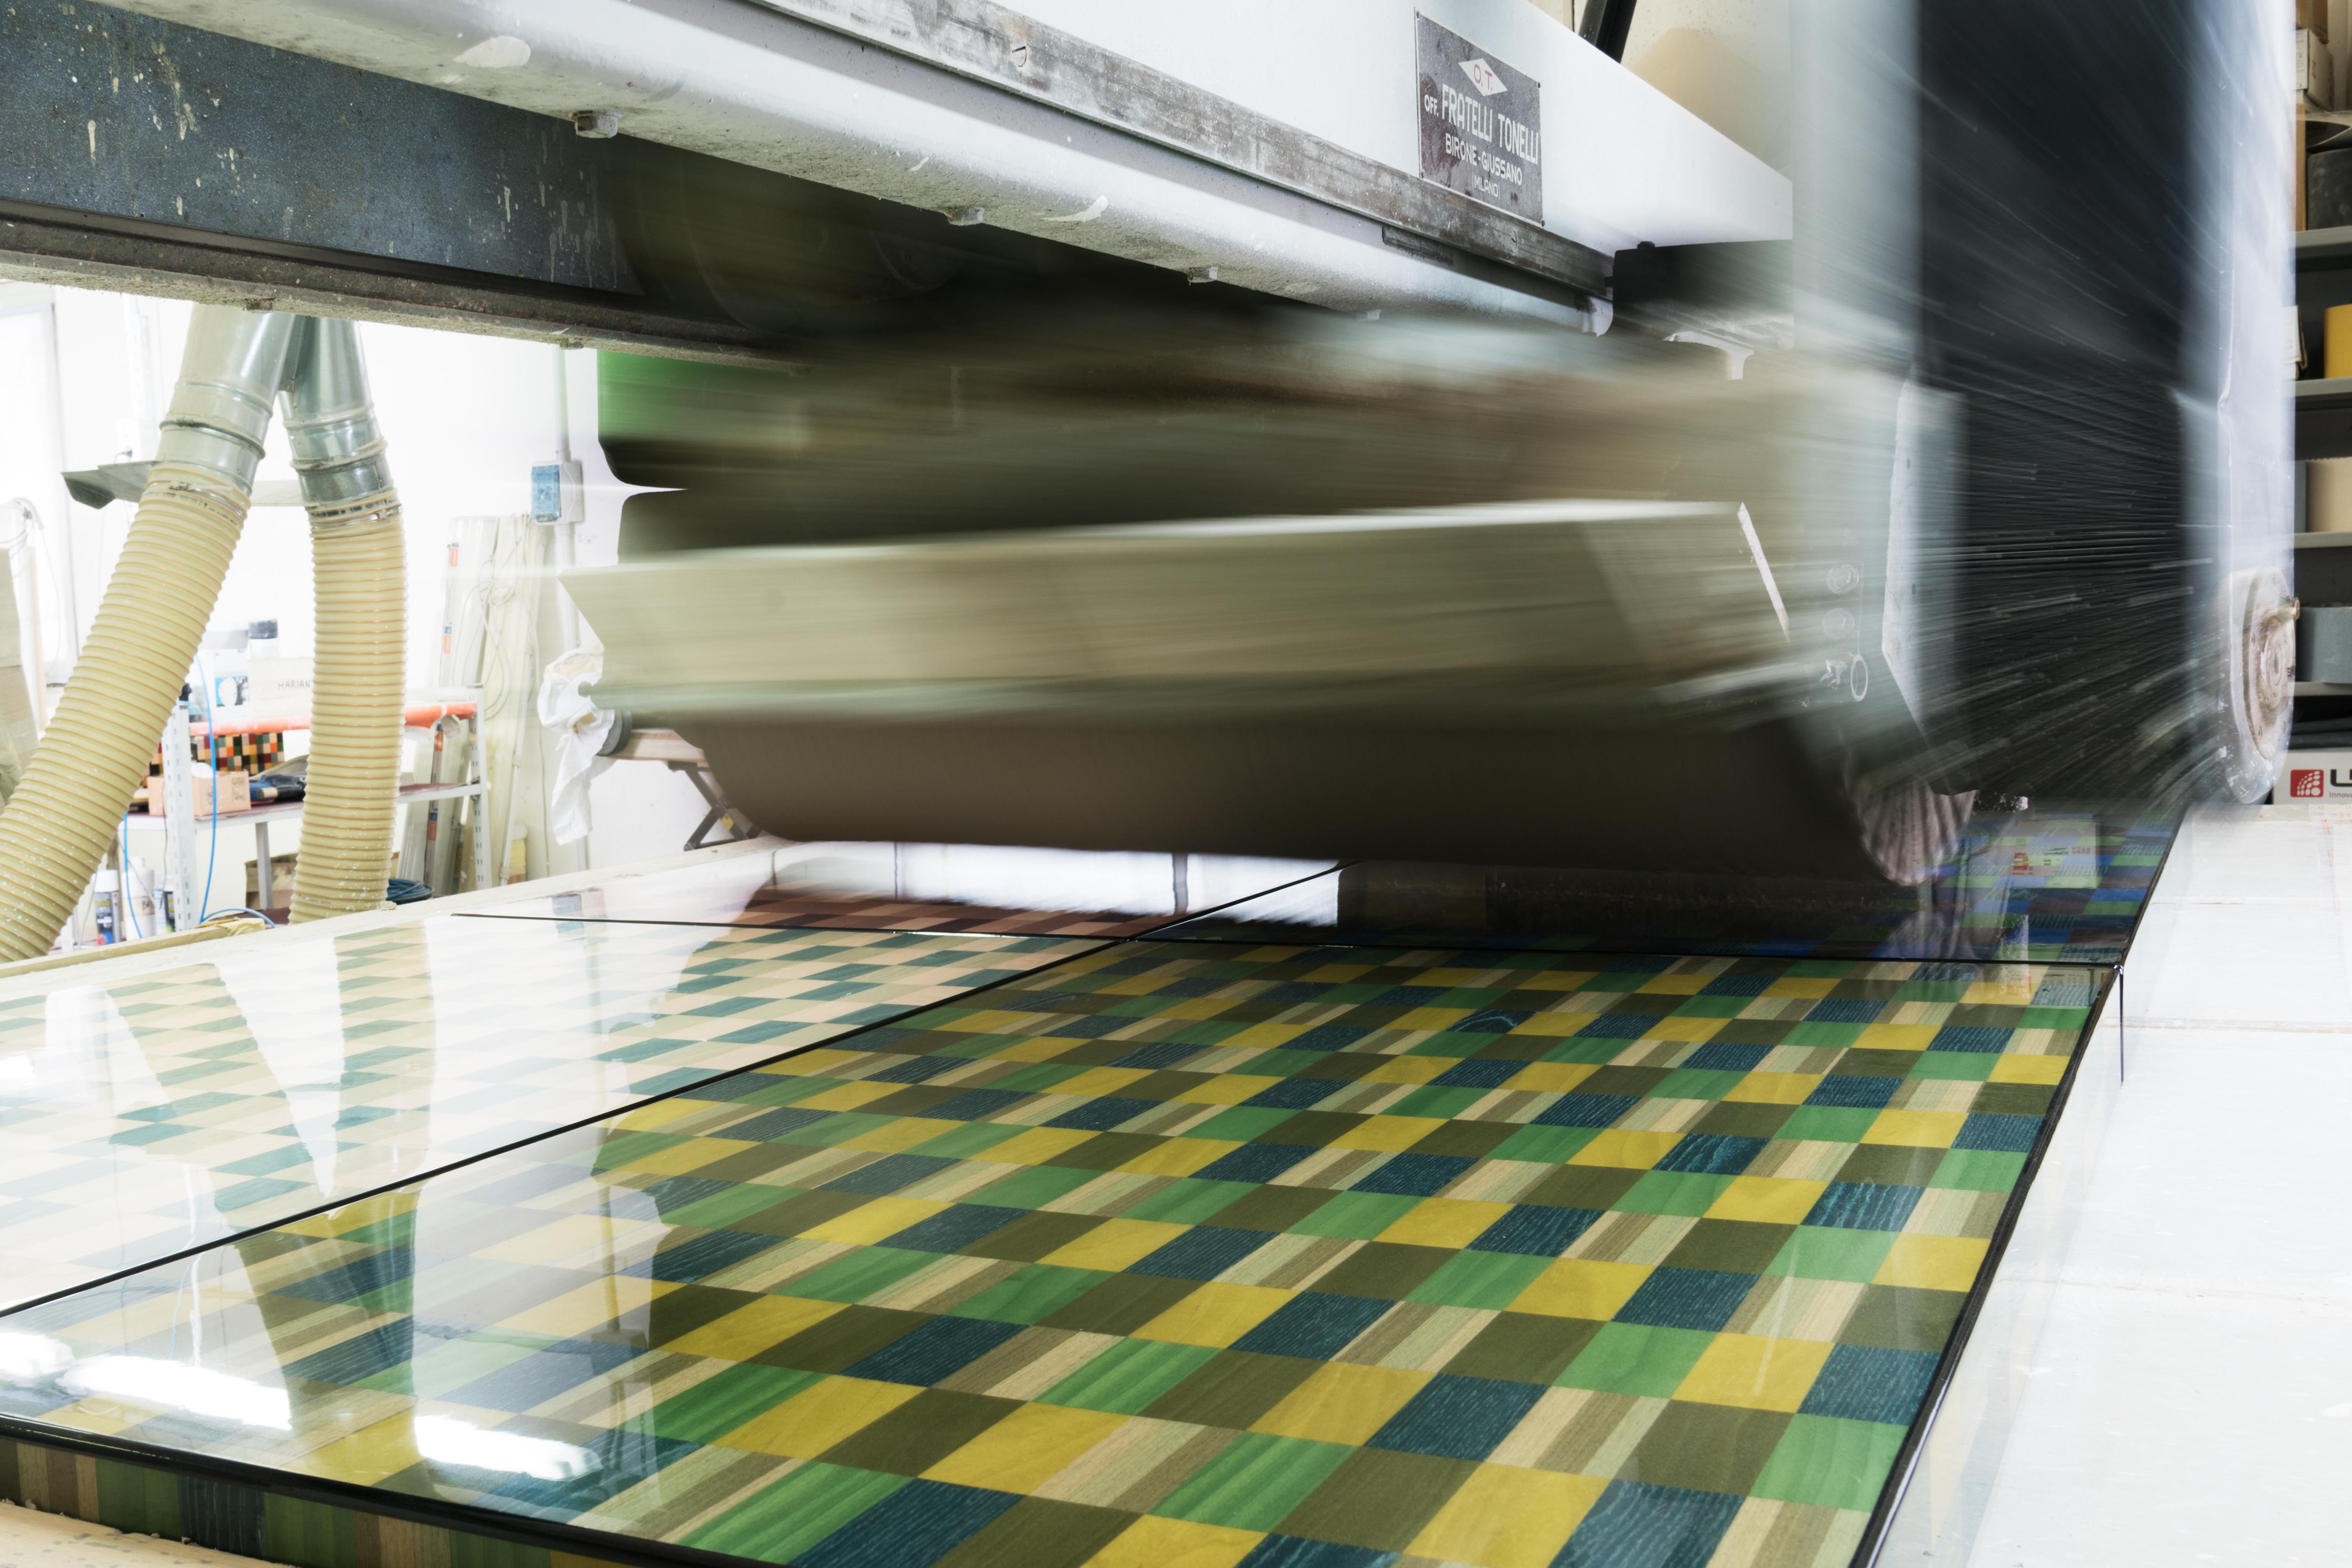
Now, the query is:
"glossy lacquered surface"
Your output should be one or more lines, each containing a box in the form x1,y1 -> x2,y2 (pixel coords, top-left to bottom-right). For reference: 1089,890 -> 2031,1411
0,941 -> 2101,1568
0,915 -> 1097,1308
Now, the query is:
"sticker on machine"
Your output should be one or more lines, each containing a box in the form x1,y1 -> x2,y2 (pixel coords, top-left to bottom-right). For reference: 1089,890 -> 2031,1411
2277,751 -> 2352,802
1416,15 -> 1543,222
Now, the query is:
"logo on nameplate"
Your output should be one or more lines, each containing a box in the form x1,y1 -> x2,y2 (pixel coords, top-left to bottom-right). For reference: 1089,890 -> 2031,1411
1416,15 -> 1543,222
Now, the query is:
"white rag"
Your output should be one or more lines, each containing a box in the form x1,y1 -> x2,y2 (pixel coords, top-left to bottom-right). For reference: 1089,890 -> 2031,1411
536,641 -> 615,846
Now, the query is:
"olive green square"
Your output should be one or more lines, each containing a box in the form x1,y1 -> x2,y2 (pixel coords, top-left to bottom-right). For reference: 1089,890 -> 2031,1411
1276,1448 -> 1477,1551
1769,1226 -> 1896,1283
1624,1402 -> 1790,1495
1617,1171 -> 1733,1218
1557,1323 -> 1716,1397
1837,1284 -> 1965,1353
1751,1415 -> 1908,1512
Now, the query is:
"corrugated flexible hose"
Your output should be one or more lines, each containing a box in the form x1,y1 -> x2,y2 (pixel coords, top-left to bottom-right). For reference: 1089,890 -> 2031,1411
0,307 -> 294,962
284,317 -> 406,924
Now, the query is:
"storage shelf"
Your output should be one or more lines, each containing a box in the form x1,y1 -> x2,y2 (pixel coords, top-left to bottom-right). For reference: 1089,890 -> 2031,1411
2294,531 -> 2352,548
2296,681 -> 2352,696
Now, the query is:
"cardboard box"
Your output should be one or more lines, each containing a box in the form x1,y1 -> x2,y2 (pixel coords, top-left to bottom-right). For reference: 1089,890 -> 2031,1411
2301,29 -> 2336,110
2275,751 -> 2352,802
188,766 -> 251,818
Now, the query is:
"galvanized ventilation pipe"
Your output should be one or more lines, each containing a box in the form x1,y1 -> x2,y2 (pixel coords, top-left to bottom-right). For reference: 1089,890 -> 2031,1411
0,306 -> 294,962
281,318 -> 406,923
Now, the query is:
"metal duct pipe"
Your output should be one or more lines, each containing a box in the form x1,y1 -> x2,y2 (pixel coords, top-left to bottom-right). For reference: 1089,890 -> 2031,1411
0,305 -> 294,961
281,317 -> 407,923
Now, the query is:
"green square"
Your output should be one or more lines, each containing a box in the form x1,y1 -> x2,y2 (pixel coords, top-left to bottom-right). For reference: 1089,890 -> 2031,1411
592,1129 -> 689,1168
384,1336 -> 540,1397
1406,1251 -> 1553,1310
1905,1052 -> 1997,1083
648,1363 -> 820,1442
791,1112 -> 896,1148
1389,1085 -> 1488,1119
2018,1006 -> 2088,1031
1931,1149 -> 2027,1193
989,1061 -> 1089,1093
786,1244 -> 944,1303
1617,1171 -> 1732,1217
1185,1106 -> 1300,1141
1153,1433 -> 1354,1530
971,1164 -> 1105,1210
1751,1414 -> 1907,1511
1488,1125 -> 1601,1164
1124,1180 -> 1259,1225
1292,1191 -> 1424,1240
1041,1337 -> 1220,1414
1400,1034 -> 1485,1058
951,1265 -> 1109,1325
1670,996 -> 1752,1020
927,1033 -> 1023,1060
93,1454 -> 182,1539
670,1182 -> 812,1230
908,1121 -> 1033,1159
684,1461 -> 907,1561
1781,1022 -> 1867,1050
1248,1050 -> 1320,1078
262,1495 -> 358,1568
1775,1107 -> 1879,1143
1652,1068 -> 1746,1101
1539,1036 -> 1633,1065
1769,1225 -> 1896,1283
1556,1323 -> 1715,1397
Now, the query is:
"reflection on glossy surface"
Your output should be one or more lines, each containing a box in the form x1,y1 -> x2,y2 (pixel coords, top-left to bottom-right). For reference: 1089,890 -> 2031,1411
0,942 -> 2101,1568
471,843 -> 1332,936
0,917 -> 1093,1307
1173,810 -> 2176,965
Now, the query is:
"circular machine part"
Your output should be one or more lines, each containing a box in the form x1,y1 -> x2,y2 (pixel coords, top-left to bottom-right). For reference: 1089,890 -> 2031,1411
2221,567 -> 2296,799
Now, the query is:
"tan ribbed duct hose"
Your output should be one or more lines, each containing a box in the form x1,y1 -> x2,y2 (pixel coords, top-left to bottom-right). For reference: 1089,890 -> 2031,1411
0,307 -> 294,963
283,318 -> 407,924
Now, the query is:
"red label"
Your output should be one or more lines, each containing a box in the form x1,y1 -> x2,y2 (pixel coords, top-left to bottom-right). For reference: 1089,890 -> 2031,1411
2009,851 -> 2033,873
2291,768 -> 2326,799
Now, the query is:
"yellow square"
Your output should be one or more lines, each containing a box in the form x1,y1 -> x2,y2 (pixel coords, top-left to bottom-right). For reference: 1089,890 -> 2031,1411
1988,1053 -> 2066,1085
1515,1010 -> 1599,1037
1051,1067 -> 1153,1097
923,1403 -> 1130,1492
497,1275 -> 672,1338
1501,1061 -> 1597,1094
1644,1015 -> 1724,1043
620,1139 -> 752,1176
1569,1130 -> 1682,1169
1519,971 -> 1597,991
1039,1218 -> 1192,1272
934,1009 -> 1029,1034
1301,964 -> 1378,983
1118,1139 -> 1240,1178
839,1118 -> 957,1156
983,1127 -> 1103,1165
1705,1176 -> 1828,1226
1962,978 -> 2038,1006
790,1080 -> 902,1112
1408,1464 -> 1607,1568
1674,1334 -> 1833,1413
1873,1233 -> 1989,1292
720,1376 -> 922,1457
1173,1076 -> 1286,1106
1332,1116 -> 1450,1153
763,1048 -> 863,1077
1133,1282 -> 1293,1347
1358,1056 -> 1455,1086
1723,1072 -> 1822,1106
1855,1023 -> 1940,1053
801,1196 -> 946,1246
1377,1198 -> 1512,1249
300,1418 -> 430,1486
1084,1517 -> 1263,1568
1635,973 -> 1708,996
662,1295 -> 842,1361
1861,1110 -> 1967,1148
1510,1259 -> 1650,1320
1251,1363 -> 1430,1444
1763,977 -> 1837,999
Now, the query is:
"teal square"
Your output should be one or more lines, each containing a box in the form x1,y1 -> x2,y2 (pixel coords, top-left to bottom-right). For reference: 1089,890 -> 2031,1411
1406,1251 -> 1552,1310
1617,1170 -> 1733,1217
1557,1323 -> 1715,1397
